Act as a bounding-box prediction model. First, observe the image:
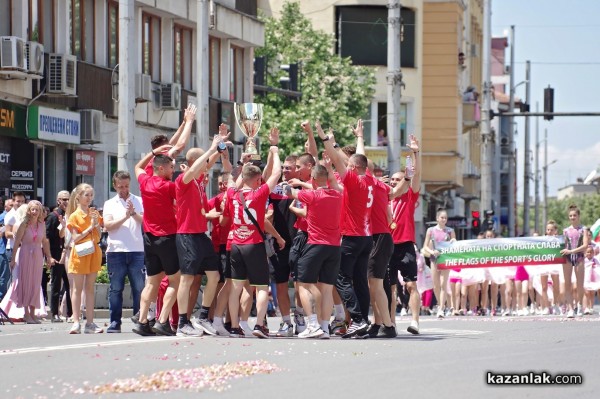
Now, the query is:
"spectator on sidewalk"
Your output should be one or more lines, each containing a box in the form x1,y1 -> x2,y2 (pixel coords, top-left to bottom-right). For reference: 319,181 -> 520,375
103,171 -> 145,333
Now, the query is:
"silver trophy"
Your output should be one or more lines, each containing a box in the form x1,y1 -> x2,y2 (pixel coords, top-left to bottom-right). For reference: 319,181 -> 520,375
234,103 -> 263,161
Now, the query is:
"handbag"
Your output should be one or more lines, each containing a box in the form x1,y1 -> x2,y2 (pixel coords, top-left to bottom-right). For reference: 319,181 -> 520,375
74,240 -> 95,257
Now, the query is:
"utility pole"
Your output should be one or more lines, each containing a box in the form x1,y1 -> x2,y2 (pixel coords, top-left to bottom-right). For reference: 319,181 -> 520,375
507,25 -> 516,237
508,25 -> 517,237
480,0 -> 493,213
534,102 -> 540,234
543,128 -> 548,225
197,0 -> 210,150
387,0 -> 402,174
117,0 -> 134,171
522,60 -> 531,235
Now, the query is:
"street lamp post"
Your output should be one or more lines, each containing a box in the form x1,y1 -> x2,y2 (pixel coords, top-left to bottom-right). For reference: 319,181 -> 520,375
542,127 -> 557,226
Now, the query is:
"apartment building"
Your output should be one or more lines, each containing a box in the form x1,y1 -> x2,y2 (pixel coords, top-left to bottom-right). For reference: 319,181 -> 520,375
0,0 -> 263,204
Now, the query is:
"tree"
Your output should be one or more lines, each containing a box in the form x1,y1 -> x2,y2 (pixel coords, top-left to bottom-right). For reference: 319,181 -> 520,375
518,193 -> 600,234
255,1 -> 376,157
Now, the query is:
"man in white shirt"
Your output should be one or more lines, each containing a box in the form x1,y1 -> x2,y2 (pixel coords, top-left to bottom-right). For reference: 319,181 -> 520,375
103,171 -> 145,333
4,191 -> 26,264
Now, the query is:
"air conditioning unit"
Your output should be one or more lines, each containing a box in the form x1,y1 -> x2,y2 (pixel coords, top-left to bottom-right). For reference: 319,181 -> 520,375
160,83 -> 181,109
80,109 -> 103,144
135,73 -> 152,102
0,36 -> 26,71
25,41 -> 44,76
48,53 -> 77,96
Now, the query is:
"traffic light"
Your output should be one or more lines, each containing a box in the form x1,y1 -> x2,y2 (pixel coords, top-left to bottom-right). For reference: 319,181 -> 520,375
484,210 -> 495,232
279,63 -> 299,91
254,56 -> 266,86
471,210 -> 481,235
544,86 -> 554,121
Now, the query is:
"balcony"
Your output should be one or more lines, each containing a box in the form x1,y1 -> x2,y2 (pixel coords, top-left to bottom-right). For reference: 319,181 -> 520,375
463,101 -> 480,132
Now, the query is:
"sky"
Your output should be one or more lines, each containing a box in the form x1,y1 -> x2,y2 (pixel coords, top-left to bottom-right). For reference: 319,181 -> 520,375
491,0 -> 600,201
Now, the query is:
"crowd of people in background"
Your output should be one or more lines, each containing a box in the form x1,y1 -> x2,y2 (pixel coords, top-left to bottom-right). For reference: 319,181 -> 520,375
1,107 -> 598,338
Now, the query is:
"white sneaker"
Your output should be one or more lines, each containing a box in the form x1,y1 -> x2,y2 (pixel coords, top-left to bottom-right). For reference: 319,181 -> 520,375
576,307 -> 583,317
566,309 -> 575,318
319,330 -> 330,339
502,309 -> 510,317
437,309 -> 444,319
583,308 -> 591,315
400,308 -> 408,317
212,320 -> 230,336
407,320 -> 419,335
84,322 -> 103,334
191,317 -> 217,336
522,308 -> 530,316
243,326 -> 255,338
69,322 -> 81,334
542,307 -> 550,315
293,313 -> 306,334
298,325 -> 324,338
176,323 -> 204,337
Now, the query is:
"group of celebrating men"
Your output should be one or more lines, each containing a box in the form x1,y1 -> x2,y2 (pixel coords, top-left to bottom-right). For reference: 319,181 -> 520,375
130,104 -> 422,340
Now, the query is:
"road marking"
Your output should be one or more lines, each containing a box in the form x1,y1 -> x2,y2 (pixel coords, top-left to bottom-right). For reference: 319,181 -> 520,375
420,328 -> 489,336
0,336 -> 181,356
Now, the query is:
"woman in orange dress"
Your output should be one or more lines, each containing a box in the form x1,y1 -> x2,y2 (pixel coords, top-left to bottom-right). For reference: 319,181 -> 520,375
66,183 -> 104,334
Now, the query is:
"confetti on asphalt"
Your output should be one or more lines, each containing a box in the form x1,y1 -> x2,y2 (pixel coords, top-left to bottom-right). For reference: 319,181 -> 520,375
75,360 -> 281,394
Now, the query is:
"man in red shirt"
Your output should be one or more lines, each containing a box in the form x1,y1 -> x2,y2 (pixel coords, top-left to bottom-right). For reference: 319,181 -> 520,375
225,146 -> 281,338
352,119 -> 410,338
317,121 -> 374,338
285,164 -> 342,338
133,144 -> 179,337
174,135 -> 225,337
388,134 -> 422,334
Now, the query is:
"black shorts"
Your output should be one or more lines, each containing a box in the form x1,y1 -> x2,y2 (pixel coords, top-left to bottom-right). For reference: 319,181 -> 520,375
368,233 -> 394,279
297,244 -> 341,285
230,243 -> 269,286
388,241 -> 418,284
289,230 -> 308,280
143,233 -> 180,277
271,245 -> 291,284
176,233 -> 220,276
218,244 -> 232,282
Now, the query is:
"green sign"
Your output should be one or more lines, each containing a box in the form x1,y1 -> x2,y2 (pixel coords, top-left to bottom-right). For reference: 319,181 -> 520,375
0,100 -> 28,139
436,236 -> 565,269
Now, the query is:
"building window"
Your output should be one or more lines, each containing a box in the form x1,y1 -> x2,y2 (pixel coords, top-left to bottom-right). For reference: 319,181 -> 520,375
230,46 -> 244,102
108,155 -> 117,194
335,6 -> 415,68
0,0 -> 11,36
174,24 -> 193,89
142,12 -> 161,81
107,0 -> 118,68
71,0 -> 95,62
29,0 -> 55,50
378,102 -> 408,146
209,36 -> 220,97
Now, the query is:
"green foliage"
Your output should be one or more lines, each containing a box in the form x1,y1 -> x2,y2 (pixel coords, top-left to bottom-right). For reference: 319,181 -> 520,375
96,264 -> 109,284
518,193 -> 600,234
256,1 -> 375,157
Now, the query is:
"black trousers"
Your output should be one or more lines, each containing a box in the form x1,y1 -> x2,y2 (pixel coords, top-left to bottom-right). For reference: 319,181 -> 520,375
50,263 -> 72,317
335,236 -> 373,322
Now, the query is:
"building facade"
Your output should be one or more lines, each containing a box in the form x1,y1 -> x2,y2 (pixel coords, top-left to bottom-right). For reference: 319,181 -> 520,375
0,0 -> 263,205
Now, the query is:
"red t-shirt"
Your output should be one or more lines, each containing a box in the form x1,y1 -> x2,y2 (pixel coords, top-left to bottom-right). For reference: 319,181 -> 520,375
340,170 -> 374,236
175,173 -> 209,234
209,192 -> 228,251
298,188 -> 342,246
138,173 -> 177,236
390,187 -> 419,244
371,178 -> 392,235
227,184 -> 270,245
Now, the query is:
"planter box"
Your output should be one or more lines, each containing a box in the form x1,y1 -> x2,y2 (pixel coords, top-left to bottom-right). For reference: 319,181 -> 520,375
94,283 -> 133,309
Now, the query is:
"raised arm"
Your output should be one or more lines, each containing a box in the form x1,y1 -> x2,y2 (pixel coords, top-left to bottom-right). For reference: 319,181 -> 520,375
301,121 -> 318,159
352,119 -> 366,155
323,153 -> 342,193
389,176 -> 411,200
316,121 -> 347,180
135,144 -> 172,179
262,127 -> 279,181
167,103 -> 197,158
266,146 -> 282,192
408,134 -> 421,191
182,135 -> 222,184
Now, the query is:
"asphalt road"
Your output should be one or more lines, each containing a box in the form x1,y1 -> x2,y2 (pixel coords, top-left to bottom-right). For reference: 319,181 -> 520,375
1,312 -> 598,399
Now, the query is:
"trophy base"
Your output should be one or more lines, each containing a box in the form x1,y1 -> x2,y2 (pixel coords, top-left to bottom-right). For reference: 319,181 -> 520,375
249,153 -> 261,162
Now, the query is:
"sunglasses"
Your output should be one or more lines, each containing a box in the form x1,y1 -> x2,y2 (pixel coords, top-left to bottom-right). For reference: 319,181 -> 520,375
59,198 -> 70,202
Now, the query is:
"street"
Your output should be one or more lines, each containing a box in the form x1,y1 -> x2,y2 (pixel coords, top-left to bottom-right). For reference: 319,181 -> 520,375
1,312 -> 598,398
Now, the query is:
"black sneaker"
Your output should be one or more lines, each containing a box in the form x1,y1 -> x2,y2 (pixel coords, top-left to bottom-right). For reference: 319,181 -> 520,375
377,325 -> 398,339
342,319 -> 368,339
224,321 -> 232,333
130,312 -> 140,324
132,322 -> 156,336
229,327 -> 245,338
367,323 -> 381,338
252,324 -> 270,339
152,321 -> 175,336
